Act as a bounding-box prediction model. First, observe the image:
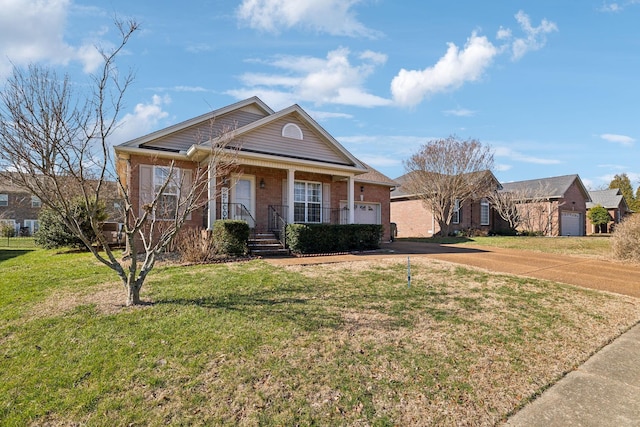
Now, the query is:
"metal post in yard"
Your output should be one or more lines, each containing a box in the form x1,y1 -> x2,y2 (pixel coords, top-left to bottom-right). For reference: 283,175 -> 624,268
407,256 -> 411,288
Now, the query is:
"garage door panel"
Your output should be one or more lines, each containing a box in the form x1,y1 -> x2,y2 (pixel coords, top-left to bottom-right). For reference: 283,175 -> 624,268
561,212 -> 581,236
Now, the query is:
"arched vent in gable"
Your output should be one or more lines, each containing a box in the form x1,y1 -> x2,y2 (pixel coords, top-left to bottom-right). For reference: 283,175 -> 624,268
282,123 -> 303,140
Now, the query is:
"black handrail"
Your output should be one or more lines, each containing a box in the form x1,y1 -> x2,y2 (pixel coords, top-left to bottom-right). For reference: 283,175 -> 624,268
227,203 -> 257,242
268,205 -> 288,248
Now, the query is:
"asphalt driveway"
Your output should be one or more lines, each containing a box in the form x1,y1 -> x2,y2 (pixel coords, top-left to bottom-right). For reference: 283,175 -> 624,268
266,240 -> 640,298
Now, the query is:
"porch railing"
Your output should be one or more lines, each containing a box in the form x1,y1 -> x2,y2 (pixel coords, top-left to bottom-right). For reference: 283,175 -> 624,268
268,205 -> 288,248
226,203 -> 257,240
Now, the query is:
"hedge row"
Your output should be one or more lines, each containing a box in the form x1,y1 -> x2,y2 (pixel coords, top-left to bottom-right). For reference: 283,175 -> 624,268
212,220 -> 249,255
286,223 -> 383,254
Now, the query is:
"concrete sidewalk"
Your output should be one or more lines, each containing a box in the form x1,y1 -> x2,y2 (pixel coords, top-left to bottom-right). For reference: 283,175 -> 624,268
505,322 -> 640,426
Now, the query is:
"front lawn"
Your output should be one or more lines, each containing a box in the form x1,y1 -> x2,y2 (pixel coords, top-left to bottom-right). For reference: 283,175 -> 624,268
404,235 -> 612,259
1,247 -> 638,425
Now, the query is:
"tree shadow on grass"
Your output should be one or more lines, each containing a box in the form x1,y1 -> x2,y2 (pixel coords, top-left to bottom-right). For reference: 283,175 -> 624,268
0,249 -> 34,262
157,290 -> 343,331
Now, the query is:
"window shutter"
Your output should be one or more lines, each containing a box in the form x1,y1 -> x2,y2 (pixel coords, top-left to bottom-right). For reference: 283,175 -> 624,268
181,169 -> 193,220
139,165 -> 153,216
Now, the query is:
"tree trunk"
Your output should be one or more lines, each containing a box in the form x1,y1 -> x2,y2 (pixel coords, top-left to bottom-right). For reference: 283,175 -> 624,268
126,279 -> 142,306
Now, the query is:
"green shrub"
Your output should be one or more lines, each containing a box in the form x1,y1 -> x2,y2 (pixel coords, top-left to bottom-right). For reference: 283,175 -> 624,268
286,224 -> 383,254
0,223 -> 15,238
34,198 -> 107,249
611,214 -> 640,263
212,220 -> 249,256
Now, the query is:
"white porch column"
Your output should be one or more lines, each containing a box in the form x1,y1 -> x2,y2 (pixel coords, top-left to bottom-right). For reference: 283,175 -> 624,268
347,174 -> 355,224
207,167 -> 217,229
287,168 -> 295,223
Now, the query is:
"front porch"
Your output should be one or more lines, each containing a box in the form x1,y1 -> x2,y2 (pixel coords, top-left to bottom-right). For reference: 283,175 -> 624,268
206,164 -> 358,234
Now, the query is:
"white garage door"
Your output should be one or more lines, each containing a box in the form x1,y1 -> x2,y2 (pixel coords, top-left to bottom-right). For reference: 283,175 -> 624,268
354,202 -> 380,224
561,212 -> 581,236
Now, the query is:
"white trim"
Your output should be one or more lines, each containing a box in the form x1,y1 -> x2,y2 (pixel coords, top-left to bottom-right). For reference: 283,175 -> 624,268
480,198 -> 490,226
452,199 -> 460,224
231,174 -> 256,227
282,123 -> 303,140
347,175 -> 355,224
117,97 -> 274,148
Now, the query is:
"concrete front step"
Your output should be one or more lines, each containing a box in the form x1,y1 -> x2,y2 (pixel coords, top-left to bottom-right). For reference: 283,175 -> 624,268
249,232 -> 288,256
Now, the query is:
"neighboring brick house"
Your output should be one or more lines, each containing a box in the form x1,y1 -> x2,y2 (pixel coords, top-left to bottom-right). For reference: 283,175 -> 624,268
499,174 -> 591,236
114,97 -> 397,242
390,171 -> 502,237
586,188 -> 632,234
0,174 -> 42,236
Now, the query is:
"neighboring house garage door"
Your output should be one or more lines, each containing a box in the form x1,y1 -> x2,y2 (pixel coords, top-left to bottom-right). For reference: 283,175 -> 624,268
561,212 -> 581,236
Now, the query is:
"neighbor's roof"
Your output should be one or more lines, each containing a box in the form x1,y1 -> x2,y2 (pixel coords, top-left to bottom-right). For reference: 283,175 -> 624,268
355,163 -> 397,187
587,188 -> 630,211
499,174 -> 591,201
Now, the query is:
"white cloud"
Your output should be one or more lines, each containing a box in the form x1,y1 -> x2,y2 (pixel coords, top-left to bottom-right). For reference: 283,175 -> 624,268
228,47 -> 391,108
494,146 -> 562,165
597,163 -> 629,170
306,110 -> 354,121
391,11 -> 557,108
356,154 -> 402,169
109,95 -> 171,146
599,2 -> 622,12
390,32 -> 498,107
597,172 -> 640,185
600,133 -> 635,146
236,0 -> 381,38
443,108 -> 476,117
508,11 -> 558,60
0,0 -> 106,75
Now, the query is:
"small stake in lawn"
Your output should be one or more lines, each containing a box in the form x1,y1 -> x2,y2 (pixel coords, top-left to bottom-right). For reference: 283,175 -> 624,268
407,256 -> 411,288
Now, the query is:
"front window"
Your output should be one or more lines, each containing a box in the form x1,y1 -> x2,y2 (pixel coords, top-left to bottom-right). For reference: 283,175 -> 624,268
154,166 -> 180,219
0,194 -> 7,207
31,196 -> 41,208
452,199 -> 460,224
294,181 -> 321,223
481,198 -> 490,225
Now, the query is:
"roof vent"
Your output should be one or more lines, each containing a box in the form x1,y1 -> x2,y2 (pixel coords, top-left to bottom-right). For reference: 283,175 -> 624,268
282,123 -> 303,140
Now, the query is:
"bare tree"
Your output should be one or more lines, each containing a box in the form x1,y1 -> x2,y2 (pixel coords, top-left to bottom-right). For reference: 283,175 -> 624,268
488,183 -> 564,235
0,19 -> 238,306
402,136 -> 495,236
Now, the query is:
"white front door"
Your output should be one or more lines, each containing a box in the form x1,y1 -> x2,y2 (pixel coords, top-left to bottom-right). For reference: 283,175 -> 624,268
232,176 -> 255,228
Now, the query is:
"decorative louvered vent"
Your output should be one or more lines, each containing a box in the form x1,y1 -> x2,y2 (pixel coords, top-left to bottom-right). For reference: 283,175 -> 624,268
282,123 -> 303,140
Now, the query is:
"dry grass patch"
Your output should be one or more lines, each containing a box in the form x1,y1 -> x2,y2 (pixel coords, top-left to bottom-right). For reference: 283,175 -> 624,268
274,257 -> 640,425
2,253 -> 639,426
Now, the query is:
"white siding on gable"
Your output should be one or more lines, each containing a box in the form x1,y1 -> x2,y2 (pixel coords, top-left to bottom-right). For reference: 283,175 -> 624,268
141,110 -> 265,152
242,117 -> 351,165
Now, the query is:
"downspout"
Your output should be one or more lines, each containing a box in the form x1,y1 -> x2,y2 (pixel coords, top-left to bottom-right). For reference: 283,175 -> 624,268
547,199 -> 560,237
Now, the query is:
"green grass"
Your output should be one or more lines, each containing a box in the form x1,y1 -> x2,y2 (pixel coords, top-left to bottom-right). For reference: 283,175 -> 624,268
403,235 -> 612,259
0,236 -> 36,249
1,247 -> 638,425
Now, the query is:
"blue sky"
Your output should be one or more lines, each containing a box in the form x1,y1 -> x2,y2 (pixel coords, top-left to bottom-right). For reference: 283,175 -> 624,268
1,0 -> 639,188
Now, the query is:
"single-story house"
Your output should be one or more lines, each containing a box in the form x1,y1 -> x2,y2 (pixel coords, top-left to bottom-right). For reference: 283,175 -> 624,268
114,97 -> 397,245
390,170 -> 502,237
586,188 -> 632,234
499,174 -> 591,236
